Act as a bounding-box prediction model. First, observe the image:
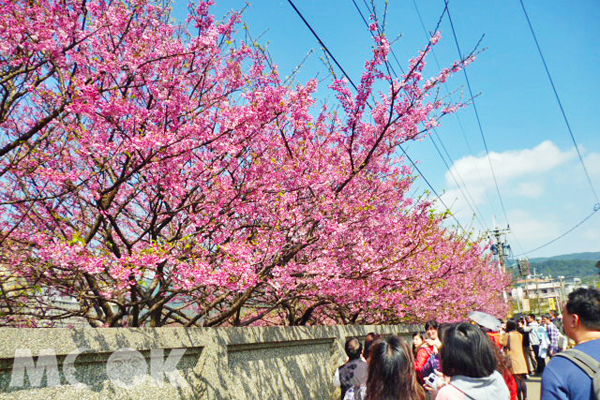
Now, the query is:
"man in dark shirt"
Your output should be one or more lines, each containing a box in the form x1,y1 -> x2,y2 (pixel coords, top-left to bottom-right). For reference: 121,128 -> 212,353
333,337 -> 368,400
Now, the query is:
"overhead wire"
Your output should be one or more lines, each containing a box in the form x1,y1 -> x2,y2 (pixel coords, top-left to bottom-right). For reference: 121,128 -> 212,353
285,0 -> 468,231
517,206 -> 600,256
356,0 -> 527,255
412,0 -> 527,255
442,0 -> 533,258
349,0 -> 596,258
444,0 -> 512,231
348,0 -> 473,230
442,0 -> 531,258
429,132 -> 487,230
518,0 -> 600,207
285,0 -> 358,92
351,0 -> 405,76
410,0 -> 493,233
398,147 -> 456,215
356,0 -> 486,233
514,0 -> 600,256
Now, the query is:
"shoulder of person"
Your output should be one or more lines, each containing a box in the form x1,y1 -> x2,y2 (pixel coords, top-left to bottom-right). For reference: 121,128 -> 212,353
572,338 -> 600,354
435,383 -> 464,400
541,358 -> 572,400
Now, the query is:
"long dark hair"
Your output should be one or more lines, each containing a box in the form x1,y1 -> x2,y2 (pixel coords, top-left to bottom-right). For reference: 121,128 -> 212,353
440,323 -> 497,378
490,336 -> 512,374
366,336 -> 426,400
412,331 -> 426,356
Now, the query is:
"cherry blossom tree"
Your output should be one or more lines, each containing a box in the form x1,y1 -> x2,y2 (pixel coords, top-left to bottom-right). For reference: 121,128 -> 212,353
0,0 -> 510,327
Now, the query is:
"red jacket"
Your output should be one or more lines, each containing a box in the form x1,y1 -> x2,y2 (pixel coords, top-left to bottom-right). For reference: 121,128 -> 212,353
414,345 -> 435,381
503,370 -> 518,400
487,331 -> 502,349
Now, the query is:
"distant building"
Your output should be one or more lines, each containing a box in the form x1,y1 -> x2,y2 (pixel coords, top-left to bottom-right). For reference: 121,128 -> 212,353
510,272 -> 585,316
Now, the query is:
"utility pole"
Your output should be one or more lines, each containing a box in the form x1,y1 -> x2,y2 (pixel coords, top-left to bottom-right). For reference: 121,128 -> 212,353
487,222 -> 512,305
487,224 -> 512,268
534,267 -> 541,316
558,275 -> 565,313
516,258 -> 530,312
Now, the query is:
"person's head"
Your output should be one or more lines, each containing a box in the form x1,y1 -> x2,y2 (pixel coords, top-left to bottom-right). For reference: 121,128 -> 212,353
505,319 -> 518,332
440,322 -> 496,378
412,332 -> 427,356
363,332 -> 381,360
425,321 -> 439,340
527,314 -> 536,323
541,313 -> 552,325
366,336 -> 425,400
345,337 -> 363,361
412,332 -> 426,353
563,287 -> 600,342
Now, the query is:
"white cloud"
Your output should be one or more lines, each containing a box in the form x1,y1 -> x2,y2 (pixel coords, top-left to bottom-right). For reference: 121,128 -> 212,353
438,141 -> 600,257
507,209 -> 560,247
515,181 -> 543,199
445,140 -> 576,191
584,152 -> 600,179
442,141 -> 580,209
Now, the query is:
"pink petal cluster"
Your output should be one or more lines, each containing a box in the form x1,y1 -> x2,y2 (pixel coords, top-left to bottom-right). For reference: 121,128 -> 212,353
0,0 -> 510,327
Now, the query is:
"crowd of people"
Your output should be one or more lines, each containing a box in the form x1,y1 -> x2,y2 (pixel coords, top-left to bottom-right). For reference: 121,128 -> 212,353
333,287 -> 600,400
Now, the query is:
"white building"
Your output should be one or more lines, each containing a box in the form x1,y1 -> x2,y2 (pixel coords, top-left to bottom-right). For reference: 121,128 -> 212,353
510,275 -> 584,315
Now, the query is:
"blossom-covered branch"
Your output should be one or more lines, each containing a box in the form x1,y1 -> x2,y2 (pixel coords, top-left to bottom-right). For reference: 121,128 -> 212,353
0,0 -> 510,327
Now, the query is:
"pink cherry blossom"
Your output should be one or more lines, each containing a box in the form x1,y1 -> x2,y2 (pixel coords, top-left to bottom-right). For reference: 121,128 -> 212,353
0,0 -> 510,327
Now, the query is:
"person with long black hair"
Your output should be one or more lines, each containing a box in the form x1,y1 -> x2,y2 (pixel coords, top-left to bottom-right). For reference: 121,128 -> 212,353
366,335 -> 426,400
416,322 -> 441,383
413,331 -> 427,357
432,322 -> 509,400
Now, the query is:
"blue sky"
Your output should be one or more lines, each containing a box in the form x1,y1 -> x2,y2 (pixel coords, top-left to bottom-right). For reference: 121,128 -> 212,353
173,1 -> 599,259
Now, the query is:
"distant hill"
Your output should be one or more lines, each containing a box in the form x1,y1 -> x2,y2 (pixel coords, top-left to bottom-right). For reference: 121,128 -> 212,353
530,252 -> 600,263
521,252 -> 600,279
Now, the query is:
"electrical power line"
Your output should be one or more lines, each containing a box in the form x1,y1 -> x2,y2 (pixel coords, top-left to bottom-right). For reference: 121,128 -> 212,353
351,0 -> 405,76
410,0 -> 494,233
518,0 -> 600,207
513,0 -> 600,256
397,145 -> 467,230
429,132 -> 487,230
285,0 -> 358,92
517,206 -> 600,256
444,0 -> 512,231
345,0 -> 469,230
286,0 -> 467,231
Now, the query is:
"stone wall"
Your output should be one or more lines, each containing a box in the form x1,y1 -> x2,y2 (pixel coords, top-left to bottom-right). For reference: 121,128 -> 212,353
0,325 -> 418,399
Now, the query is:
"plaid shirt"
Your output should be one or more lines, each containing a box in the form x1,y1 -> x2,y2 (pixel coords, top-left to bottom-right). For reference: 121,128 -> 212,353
545,322 -> 560,354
